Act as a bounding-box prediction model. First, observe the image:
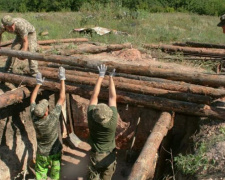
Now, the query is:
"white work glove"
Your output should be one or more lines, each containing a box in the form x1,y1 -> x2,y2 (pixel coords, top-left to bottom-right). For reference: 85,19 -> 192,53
97,64 -> 107,77
109,69 -> 116,77
36,72 -> 45,85
58,66 -> 66,80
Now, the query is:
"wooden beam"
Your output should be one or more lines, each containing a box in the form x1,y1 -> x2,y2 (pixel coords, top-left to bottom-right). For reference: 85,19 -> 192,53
39,68 -> 213,104
128,112 -> 172,180
0,72 -> 225,120
41,66 -> 225,98
0,49 -> 225,87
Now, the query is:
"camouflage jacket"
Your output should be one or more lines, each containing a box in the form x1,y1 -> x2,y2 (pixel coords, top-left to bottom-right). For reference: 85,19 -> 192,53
0,18 -> 35,38
30,103 -> 62,156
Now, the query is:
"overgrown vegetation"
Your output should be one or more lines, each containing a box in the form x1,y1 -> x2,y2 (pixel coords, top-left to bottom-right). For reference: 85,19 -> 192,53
174,119 -> 225,176
0,0 -> 225,16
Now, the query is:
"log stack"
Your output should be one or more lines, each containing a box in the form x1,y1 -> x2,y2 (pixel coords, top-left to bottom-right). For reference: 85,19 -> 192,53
0,40 -> 225,180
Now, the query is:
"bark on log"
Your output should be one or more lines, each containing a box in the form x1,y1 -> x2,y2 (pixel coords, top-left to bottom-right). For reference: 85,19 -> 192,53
185,41 -> 225,49
0,40 -> 13,47
39,68 -> 212,104
0,72 -> 225,120
57,43 -> 132,55
1,49 -> 225,87
143,44 -> 225,59
0,87 -> 31,109
128,112 -> 172,180
0,38 -> 88,48
41,66 -> 225,98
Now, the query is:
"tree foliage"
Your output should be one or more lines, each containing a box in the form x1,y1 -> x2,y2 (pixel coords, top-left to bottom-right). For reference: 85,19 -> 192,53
0,0 -> 224,16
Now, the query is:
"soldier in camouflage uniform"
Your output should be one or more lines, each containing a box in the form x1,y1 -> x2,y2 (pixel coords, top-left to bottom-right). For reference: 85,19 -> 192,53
87,64 -> 118,180
0,15 -> 39,76
30,67 -> 66,180
217,14 -> 225,73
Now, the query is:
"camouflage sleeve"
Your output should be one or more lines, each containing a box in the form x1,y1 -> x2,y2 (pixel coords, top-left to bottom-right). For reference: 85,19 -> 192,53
16,22 -> 29,37
30,103 -> 36,115
0,24 -> 5,34
50,104 -> 62,119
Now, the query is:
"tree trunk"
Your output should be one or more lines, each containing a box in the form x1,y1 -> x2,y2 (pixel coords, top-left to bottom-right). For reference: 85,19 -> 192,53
185,41 -> 225,49
0,72 -> 225,119
41,66 -> 225,98
128,112 -> 172,180
58,43 -> 132,55
0,87 -> 31,109
143,44 -> 225,58
0,49 -> 225,87
39,68 -> 213,104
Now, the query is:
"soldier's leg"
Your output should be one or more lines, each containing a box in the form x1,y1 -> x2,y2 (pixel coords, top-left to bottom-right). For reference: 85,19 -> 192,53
88,152 -> 101,180
101,151 -> 117,180
28,32 -> 39,76
35,154 -> 49,180
4,37 -> 22,72
49,153 -> 61,180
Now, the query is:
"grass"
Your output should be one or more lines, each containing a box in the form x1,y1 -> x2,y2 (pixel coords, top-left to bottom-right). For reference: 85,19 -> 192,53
1,6 -> 225,71
1,7 -> 225,46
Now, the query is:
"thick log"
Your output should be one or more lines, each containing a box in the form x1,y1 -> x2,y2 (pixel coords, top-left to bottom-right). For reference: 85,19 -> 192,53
58,43 -> 132,55
39,68 -> 212,104
143,44 -> 225,59
0,87 -> 31,109
185,42 -> 225,49
41,66 -> 225,98
0,72 -> 225,120
0,40 -> 13,47
0,38 -> 88,48
128,112 -> 172,180
1,49 -> 225,87
39,38 -> 88,45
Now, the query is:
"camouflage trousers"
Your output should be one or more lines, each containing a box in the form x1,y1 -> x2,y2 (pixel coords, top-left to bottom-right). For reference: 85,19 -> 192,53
88,150 -> 117,180
35,152 -> 61,180
4,32 -> 39,76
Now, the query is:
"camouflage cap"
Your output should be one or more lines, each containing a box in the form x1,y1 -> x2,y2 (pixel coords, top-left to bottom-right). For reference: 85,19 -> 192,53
1,15 -> 14,26
34,99 -> 49,117
217,14 -> 225,27
92,103 -> 113,124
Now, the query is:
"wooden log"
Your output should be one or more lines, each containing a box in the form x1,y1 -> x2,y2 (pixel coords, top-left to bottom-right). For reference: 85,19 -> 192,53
38,38 -> 88,45
128,112 -> 172,180
39,68 -> 212,104
143,44 -> 225,59
1,49 -> 225,87
41,66 -> 225,98
185,41 -> 225,49
0,87 -> 31,109
58,43 -> 132,55
0,38 -> 88,48
0,72 -> 225,120
0,40 -> 13,47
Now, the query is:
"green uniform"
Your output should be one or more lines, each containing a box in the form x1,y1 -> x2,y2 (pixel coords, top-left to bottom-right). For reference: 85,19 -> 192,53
30,103 -> 62,180
87,105 -> 118,180
0,18 -> 38,75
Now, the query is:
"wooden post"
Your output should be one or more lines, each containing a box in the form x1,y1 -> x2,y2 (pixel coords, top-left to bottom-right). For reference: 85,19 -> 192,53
128,112 -> 172,180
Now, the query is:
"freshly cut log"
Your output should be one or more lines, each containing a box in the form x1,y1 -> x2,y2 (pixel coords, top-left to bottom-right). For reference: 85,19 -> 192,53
128,112 -> 172,180
1,49 -> 225,87
41,66 -> 225,98
58,43 -> 132,55
0,87 -> 31,109
0,72 -> 225,120
39,68 -> 212,104
143,44 -> 225,59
